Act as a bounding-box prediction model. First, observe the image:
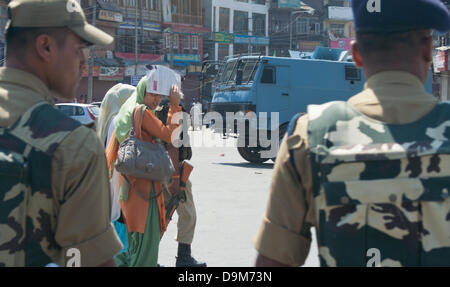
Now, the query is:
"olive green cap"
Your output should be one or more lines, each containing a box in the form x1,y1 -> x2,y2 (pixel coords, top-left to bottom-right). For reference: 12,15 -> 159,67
6,0 -> 114,46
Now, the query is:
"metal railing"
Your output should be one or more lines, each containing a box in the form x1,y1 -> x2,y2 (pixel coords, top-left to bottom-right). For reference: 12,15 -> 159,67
172,13 -> 204,26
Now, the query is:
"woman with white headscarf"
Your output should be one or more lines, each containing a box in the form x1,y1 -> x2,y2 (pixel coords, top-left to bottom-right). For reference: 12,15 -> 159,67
106,66 -> 182,267
98,83 -> 136,253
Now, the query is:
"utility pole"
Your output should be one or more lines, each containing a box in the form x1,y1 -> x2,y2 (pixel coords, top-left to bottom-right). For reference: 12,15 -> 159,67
87,0 -> 96,104
170,29 -> 174,68
289,11 -> 292,51
247,16 -> 252,55
134,0 -> 138,75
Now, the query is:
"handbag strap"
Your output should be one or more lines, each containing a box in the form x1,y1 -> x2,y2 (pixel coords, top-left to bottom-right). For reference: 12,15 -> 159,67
123,174 -> 163,201
130,105 -> 146,139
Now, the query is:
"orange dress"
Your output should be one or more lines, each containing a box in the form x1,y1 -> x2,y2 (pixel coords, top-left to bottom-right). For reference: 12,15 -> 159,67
106,105 -> 181,235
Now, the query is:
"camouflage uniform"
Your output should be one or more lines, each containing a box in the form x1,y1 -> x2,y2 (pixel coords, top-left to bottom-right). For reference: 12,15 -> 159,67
156,103 -> 197,245
0,67 -> 123,266
254,71 -> 450,267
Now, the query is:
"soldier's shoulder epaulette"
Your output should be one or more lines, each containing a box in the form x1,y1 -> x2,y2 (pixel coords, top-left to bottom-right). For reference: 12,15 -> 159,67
287,113 -> 305,184
9,102 -> 82,155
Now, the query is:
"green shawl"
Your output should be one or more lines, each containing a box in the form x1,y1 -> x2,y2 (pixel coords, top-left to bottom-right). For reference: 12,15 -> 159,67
115,77 -> 148,144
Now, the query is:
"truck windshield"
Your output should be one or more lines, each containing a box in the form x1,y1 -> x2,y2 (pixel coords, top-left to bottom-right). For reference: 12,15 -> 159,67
218,59 -> 259,85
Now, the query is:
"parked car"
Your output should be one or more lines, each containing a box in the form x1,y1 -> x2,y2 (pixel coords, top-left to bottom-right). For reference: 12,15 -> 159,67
91,101 -> 102,108
56,103 -> 99,129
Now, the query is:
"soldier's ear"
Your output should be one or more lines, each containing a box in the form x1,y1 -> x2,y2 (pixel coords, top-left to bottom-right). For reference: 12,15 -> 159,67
35,34 -> 54,63
351,40 -> 364,68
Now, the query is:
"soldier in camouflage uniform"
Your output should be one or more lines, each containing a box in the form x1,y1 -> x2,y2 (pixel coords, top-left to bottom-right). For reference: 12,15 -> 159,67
0,0 -> 123,266
254,0 -> 450,267
156,95 -> 207,267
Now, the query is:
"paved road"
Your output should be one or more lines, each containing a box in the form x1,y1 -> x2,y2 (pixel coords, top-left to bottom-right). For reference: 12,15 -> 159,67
158,128 -> 319,267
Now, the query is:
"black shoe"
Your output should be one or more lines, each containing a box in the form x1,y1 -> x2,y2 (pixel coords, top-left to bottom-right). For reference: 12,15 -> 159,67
175,255 -> 207,267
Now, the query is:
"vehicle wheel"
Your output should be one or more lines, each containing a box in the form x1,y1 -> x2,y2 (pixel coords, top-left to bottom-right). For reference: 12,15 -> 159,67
237,146 -> 270,164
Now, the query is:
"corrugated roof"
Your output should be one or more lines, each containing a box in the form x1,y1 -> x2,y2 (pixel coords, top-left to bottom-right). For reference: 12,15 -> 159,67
94,57 -> 125,67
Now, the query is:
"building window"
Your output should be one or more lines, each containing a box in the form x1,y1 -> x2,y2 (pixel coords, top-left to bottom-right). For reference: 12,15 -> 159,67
125,0 -> 136,7
173,34 -> 179,49
315,23 -> 321,35
192,36 -> 198,50
252,0 -> 265,5
141,31 -> 159,54
117,28 -> 135,53
296,18 -> 308,34
165,34 -> 170,49
213,6 -> 216,32
218,44 -> 229,61
295,18 -> 320,35
184,36 -> 190,53
234,10 -> 249,35
330,23 -> 345,38
252,13 -> 266,36
152,0 -> 160,10
219,7 -> 230,33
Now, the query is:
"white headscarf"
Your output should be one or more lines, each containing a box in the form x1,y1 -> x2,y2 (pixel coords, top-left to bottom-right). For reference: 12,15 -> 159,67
97,83 -> 136,146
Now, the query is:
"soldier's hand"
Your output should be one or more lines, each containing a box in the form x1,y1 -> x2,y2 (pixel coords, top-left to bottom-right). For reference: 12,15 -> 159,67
169,84 -> 181,107
168,177 -> 180,197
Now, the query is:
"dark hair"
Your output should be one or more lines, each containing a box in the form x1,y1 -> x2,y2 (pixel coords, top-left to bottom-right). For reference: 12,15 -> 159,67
356,30 -> 431,60
5,26 -> 68,57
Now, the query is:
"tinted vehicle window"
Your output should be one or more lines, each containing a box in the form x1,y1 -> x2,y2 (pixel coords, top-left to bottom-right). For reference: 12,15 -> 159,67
75,107 -> 85,116
58,105 -> 75,117
220,60 -> 237,83
88,106 -> 100,116
261,67 -> 276,84
241,60 -> 259,83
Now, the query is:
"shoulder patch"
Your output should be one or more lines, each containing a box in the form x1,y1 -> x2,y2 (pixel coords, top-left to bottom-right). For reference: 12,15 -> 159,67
287,113 -> 304,184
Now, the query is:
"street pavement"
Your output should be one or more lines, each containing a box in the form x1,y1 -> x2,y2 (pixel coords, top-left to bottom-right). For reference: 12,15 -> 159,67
158,127 -> 319,267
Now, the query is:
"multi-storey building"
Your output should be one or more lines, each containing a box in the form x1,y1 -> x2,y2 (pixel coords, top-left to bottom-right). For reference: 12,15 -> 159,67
269,0 -> 324,57
162,0 -> 209,109
203,0 -> 270,62
77,0 -> 124,103
77,0 -> 167,102
323,0 -> 354,50
115,0 -> 165,77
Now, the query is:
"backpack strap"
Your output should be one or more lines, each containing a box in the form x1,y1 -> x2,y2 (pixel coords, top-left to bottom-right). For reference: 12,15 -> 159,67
287,113 -> 303,184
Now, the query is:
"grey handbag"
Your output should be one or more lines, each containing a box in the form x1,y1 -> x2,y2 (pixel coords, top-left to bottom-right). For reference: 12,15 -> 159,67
115,105 -> 175,183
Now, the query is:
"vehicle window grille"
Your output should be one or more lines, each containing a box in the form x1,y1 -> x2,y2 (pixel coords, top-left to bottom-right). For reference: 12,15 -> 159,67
345,65 -> 361,81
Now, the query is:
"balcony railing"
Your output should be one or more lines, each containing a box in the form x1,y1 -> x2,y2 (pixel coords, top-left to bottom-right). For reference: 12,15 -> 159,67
172,13 -> 203,25
121,7 -> 161,22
